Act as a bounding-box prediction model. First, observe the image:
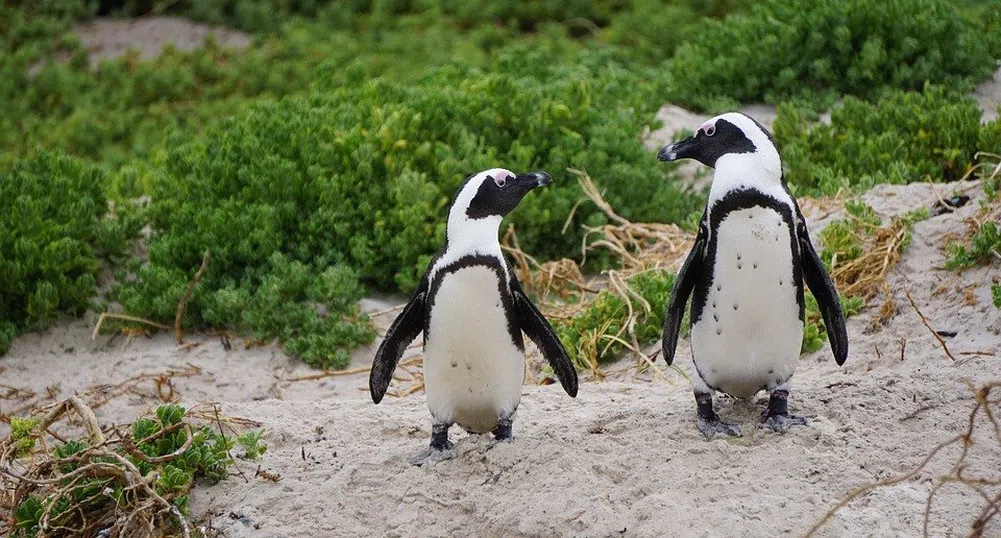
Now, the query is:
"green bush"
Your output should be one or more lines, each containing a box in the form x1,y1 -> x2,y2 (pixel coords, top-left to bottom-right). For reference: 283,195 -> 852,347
554,269 -> 676,368
11,404 -> 246,537
774,86 -> 1001,196
0,151 -> 138,355
666,0 -> 1000,111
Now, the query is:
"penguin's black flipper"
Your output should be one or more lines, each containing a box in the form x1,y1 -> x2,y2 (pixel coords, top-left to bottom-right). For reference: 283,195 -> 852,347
796,212 -> 849,366
509,275 -> 579,398
370,273 -> 429,404
663,219 -> 707,366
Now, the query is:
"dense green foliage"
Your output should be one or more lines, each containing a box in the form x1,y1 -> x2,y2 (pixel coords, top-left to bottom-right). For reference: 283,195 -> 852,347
2,0 -> 1000,363
775,86 -> 1001,196
12,404 -> 247,537
0,152 -> 139,355
666,0 -> 1001,111
106,49 -> 703,367
554,270 -> 675,368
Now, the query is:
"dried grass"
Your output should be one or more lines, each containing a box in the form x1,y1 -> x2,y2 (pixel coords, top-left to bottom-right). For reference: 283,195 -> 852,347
827,213 -> 912,302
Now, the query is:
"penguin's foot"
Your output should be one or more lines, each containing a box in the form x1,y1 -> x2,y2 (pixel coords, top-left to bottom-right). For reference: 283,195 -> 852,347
696,414 -> 742,438
760,413 -> 807,433
759,389 -> 806,432
411,423 -> 454,466
491,418 -> 513,444
409,445 -> 455,466
695,392 -> 742,439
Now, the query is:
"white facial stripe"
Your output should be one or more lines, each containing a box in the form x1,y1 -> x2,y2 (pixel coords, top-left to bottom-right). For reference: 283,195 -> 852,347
698,119 -> 717,134
705,113 -> 787,211
432,168 -> 517,283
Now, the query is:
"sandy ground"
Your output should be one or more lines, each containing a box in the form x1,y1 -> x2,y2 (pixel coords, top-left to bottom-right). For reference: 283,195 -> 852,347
74,16 -> 251,64
3,181 -> 999,537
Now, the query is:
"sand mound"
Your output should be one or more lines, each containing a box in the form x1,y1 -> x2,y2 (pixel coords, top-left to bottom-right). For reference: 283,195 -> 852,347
74,16 -> 251,64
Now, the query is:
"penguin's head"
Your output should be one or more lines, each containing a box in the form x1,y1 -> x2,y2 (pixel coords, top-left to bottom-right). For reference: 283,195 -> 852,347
657,112 -> 780,172
451,168 -> 551,220
446,168 -> 552,245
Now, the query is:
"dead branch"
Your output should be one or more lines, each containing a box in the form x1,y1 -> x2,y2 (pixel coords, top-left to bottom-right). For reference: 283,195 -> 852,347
905,288 -> 957,361
804,382 -> 1001,538
175,249 -> 211,345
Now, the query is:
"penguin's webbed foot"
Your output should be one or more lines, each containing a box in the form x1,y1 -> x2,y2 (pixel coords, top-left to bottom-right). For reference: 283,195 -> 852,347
490,418 -> 514,444
760,413 -> 807,433
696,414 -> 742,438
759,389 -> 806,433
412,423 -> 454,466
695,392 -> 741,439
409,445 -> 455,466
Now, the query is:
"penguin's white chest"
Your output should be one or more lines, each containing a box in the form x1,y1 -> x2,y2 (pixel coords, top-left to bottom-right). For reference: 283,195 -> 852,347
691,206 -> 803,398
424,265 -> 524,433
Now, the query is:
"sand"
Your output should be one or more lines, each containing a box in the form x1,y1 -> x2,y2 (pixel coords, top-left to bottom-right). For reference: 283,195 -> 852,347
3,180 -> 999,538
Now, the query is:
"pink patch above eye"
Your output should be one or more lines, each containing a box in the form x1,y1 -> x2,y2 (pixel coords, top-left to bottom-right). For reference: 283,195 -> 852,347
698,120 -> 716,133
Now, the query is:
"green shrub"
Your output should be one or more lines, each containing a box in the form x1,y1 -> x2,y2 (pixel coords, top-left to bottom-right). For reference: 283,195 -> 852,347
666,0 -> 999,111
10,404 -> 247,537
0,151 -> 138,355
554,269 -> 676,368
992,284 -> 1001,308
774,86 -> 1001,196
108,47 -> 700,368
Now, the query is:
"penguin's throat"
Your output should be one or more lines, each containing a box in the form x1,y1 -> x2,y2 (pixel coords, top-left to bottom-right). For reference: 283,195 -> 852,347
446,213 -> 503,255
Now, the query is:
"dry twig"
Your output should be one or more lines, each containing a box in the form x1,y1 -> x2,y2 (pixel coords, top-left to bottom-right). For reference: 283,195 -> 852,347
904,288 -> 957,361
175,249 -> 211,345
804,382 -> 1001,538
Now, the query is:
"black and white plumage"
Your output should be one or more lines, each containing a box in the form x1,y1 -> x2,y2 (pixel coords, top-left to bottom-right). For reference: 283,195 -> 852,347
658,113 -> 848,438
370,168 -> 578,465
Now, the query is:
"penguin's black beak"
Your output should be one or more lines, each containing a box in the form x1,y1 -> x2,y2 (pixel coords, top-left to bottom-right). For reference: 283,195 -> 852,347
515,171 -> 552,189
657,136 -> 698,162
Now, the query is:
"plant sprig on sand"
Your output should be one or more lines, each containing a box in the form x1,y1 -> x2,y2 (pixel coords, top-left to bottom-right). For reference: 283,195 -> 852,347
0,399 -> 262,538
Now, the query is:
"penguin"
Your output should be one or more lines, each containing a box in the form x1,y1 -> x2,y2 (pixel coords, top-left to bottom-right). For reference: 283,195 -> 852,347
657,113 -> 848,438
369,168 -> 578,465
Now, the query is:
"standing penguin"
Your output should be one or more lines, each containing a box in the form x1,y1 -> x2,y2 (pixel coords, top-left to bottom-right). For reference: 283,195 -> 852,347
657,113 -> 848,438
370,168 -> 578,465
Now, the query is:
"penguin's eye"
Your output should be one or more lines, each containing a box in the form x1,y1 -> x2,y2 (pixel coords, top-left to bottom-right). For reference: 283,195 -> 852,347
704,124 -> 716,137
494,176 -> 507,188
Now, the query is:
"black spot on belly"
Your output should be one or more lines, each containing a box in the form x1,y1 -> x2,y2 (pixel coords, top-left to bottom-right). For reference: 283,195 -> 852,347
716,326 -> 722,335
753,262 -> 758,269
779,279 -> 784,286
451,361 -> 457,368
716,284 -> 722,292
737,254 -> 742,261
712,299 -> 717,308
713,313 -> 719,322
733,303 -> 739,311
768,368 -> 774,374
466,364 -> 472,371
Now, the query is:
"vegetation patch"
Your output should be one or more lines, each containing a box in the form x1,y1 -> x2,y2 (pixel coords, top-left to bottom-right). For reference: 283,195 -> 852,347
1,399 -> 263,538
666,0 -> 1001,111
0,152 -> 140,355
774,86 -> 1001,196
